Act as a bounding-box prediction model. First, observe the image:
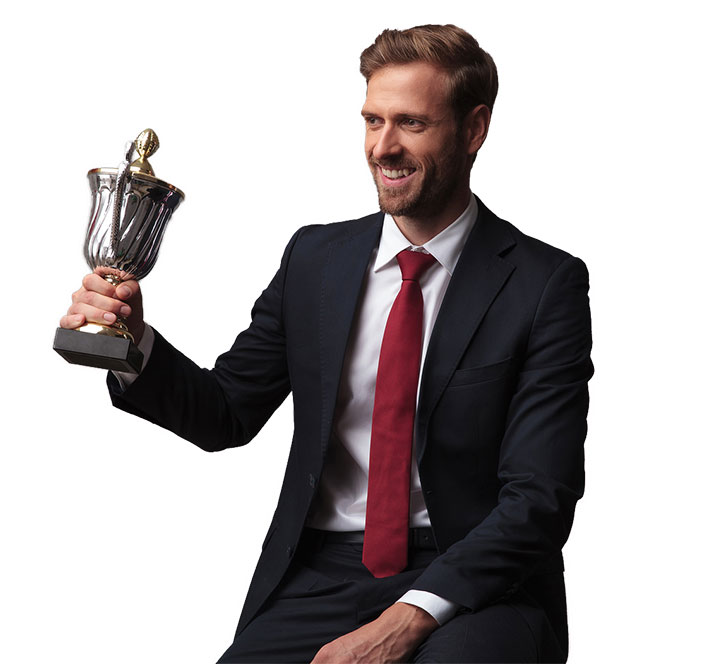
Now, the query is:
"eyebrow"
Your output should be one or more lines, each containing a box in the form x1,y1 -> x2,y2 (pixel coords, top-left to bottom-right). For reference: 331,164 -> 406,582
361,110 -> 435,124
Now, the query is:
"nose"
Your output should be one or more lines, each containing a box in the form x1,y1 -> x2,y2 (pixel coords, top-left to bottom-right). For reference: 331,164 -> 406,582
369,124 -> 402,162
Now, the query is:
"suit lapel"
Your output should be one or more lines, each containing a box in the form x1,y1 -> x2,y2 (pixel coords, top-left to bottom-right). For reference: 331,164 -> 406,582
319,214 -> 383,455
415,199 -> 516,461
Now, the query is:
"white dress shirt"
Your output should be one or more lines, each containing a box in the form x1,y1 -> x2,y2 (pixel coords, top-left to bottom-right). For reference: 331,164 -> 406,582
114,195 -> 478,625
306,198 -> 478,532
305,196 -> 477,623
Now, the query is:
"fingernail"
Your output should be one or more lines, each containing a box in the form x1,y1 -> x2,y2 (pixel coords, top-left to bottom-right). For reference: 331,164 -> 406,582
103,312 -> 116,323
120,305 -> 131,316
117,286 -> 131,298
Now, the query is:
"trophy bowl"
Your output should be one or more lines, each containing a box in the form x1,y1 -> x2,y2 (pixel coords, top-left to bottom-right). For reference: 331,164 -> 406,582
53,129 -> 184,373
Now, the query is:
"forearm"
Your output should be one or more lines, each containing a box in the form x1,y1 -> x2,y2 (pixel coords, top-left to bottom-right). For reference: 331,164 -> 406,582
311,602 -> 438,663
108,328 -> 251,451
107,229 -> 306,451
414,256 -> 592,610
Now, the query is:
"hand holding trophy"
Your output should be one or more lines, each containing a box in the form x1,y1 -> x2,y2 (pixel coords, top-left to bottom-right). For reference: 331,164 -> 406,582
53,129 -> 184,373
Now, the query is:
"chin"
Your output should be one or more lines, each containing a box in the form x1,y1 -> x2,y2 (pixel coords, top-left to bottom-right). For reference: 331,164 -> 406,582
377,193 -> 420,218
374,180 -> 422,218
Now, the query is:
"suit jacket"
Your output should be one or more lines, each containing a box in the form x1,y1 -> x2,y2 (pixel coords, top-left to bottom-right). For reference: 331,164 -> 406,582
108,196 -> 592,642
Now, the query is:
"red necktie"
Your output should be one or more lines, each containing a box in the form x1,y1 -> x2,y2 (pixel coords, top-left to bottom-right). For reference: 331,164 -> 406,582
363,249 -> 436,578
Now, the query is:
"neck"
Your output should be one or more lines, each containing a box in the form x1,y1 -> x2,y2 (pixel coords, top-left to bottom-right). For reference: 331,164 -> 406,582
393,188 -> 472,245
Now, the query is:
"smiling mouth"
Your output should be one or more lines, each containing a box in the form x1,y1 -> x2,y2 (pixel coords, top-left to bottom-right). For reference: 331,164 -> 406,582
375,164 -> 418,189
379,166 -> 417,180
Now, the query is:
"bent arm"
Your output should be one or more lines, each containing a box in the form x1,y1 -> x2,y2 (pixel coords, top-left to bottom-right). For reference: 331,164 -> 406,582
412,256 -> 593,610
107,228 -> 305,452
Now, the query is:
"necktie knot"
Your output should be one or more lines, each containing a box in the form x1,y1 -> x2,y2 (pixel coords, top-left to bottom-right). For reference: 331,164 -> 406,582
396,249 -> 436,283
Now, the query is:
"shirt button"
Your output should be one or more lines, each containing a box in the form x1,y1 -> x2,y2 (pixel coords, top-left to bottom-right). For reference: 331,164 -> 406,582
309,473 -> 316,488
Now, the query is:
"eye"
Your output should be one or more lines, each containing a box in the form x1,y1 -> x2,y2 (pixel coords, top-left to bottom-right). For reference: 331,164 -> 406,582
364,116 -> 382,128
402,118 -> 424,129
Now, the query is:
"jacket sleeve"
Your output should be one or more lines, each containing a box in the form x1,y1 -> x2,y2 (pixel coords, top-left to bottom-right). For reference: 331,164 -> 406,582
107,228 -> 305,452
411,256 -> 593,610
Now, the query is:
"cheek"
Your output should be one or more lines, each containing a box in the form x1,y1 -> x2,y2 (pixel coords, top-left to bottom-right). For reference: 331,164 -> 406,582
364,134 -> 375,158
403,139 -> 432,166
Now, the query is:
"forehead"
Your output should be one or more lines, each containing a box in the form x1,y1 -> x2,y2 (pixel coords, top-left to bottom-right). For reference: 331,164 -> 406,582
362,62 -> 451,118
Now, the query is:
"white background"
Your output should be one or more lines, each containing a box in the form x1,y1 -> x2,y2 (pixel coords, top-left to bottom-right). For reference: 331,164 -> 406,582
2,1 -> 716,661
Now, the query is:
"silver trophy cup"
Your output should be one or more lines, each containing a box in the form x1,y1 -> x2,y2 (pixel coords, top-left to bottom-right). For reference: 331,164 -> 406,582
54,129 -> 184,373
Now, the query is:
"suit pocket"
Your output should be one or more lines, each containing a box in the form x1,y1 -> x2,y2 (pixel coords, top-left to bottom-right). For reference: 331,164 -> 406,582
448,356 -> 514,388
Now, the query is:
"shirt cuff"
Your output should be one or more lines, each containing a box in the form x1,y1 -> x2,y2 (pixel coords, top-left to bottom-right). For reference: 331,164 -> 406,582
397,590 -> 460,626
111,324 -> 155,390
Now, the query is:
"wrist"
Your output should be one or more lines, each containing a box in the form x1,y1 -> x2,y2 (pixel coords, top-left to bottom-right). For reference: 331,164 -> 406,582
133,321 -> 146,345
386,601 -> 439,641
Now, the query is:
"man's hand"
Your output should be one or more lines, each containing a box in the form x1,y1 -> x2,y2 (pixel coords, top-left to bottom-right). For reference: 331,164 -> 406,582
59,272 -> 145,344
311,602 -> 438,663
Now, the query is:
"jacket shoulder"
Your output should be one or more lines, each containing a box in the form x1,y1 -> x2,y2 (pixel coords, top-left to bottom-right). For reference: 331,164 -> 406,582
295,211 -> 382,244
282,212 -> 383,265
478,199 -> 587,275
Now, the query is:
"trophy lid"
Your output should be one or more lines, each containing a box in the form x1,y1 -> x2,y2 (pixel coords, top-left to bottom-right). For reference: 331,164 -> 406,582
87,129 -> 185,199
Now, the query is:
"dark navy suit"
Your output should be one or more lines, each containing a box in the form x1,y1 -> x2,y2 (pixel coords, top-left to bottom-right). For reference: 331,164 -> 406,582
108,197 -> 592,660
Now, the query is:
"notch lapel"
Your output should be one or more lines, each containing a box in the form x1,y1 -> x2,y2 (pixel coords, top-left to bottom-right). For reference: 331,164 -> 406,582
416,200 -> 516,461
318,214 -> 383,456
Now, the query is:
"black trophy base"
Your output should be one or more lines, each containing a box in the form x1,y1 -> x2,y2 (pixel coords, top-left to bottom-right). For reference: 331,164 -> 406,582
53,327 -> 144,374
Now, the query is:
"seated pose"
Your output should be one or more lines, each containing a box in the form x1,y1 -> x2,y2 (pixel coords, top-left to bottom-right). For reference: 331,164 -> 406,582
61,24 -> 593,663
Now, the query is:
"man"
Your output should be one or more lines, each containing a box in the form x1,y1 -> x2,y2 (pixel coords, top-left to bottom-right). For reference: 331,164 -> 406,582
60,25 -> 592,663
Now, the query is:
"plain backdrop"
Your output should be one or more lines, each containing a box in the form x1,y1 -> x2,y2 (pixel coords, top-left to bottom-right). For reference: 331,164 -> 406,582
2,1 -> 716,662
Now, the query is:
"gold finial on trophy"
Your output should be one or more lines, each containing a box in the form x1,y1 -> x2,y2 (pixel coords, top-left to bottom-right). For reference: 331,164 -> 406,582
130,128 -> 160,176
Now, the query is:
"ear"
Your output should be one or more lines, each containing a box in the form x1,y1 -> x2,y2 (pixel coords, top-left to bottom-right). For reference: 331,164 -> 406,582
464,104 -> 492,155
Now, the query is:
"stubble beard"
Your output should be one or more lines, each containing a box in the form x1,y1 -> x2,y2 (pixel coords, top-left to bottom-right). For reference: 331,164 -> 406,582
371,138 -> 465,221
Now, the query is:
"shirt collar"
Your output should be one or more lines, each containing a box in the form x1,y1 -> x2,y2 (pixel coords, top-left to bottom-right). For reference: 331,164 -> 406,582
374,194 -> 478,275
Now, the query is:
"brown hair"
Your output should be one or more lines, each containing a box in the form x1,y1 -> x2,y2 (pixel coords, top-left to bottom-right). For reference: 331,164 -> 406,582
360,24 -> 499,120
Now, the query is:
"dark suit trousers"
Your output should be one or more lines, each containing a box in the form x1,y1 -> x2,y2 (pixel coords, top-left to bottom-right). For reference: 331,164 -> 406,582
217,532 -> 567,663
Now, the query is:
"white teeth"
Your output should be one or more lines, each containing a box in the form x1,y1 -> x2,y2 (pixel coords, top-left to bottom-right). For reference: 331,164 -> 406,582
381,167 -> 414,179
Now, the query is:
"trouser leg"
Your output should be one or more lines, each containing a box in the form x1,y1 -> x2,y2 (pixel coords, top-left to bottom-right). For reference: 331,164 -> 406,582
216,559 -> 359,663
216,537 -> 434,663
218,533 -> 566,664
412,585 -> 565,664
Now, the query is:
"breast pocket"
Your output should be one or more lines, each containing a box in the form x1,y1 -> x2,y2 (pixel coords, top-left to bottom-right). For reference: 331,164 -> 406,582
447,356 -> 514,388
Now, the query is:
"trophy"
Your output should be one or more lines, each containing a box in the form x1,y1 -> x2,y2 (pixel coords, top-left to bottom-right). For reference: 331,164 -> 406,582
53,129 -> 184,373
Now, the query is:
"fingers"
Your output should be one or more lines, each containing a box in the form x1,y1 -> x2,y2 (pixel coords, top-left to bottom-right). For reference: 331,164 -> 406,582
72,285 -> 133,319
60,273 -> 143,329
59,312 -> 86,330
82,272 -> 117,297
114,279 -> 140,302
64,300 -> 125,327
83,273 -> 141,302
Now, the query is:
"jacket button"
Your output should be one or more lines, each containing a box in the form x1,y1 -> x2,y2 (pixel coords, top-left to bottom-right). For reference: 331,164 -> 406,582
309,473 -> 316,488
286,545 -> 294,558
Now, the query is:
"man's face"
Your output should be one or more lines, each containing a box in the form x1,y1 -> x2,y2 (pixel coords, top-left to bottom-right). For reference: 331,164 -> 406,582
362,62 -> 468,220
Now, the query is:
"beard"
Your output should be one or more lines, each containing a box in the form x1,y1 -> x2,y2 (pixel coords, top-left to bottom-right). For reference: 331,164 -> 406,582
369,135 -> 465,220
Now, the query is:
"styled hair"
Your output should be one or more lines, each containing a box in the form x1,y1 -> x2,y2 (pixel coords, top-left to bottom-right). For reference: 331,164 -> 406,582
359,24 -> 499,120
